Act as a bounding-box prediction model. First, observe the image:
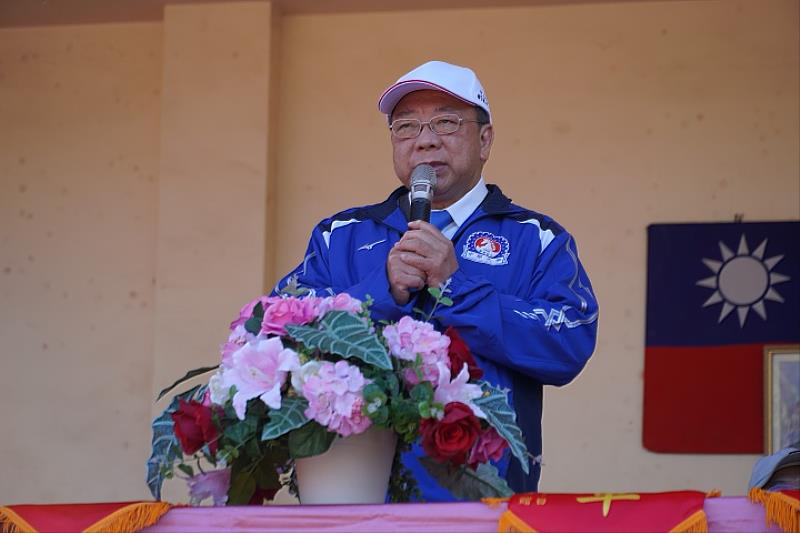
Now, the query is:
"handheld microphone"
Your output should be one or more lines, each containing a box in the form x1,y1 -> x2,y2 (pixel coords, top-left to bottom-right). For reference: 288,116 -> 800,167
409,164 -> 437,222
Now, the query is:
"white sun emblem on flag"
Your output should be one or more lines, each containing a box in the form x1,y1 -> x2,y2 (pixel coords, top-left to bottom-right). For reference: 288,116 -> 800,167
696,234 -> 791,327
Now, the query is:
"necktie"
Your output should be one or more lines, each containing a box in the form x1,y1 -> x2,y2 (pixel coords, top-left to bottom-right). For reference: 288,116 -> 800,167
430,210 -> 453,231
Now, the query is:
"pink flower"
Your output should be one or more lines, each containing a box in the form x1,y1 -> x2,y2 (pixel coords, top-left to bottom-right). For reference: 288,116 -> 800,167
383,317 -> 451,385
382,316 -> 450,362
261,296 -> 322,336
187,468 -> 231,506
318,293 -> 363,316
230,295 -> 269,330
403,350 -> 451,386
300,360 -> 372,436
224,337 -> 299,419
220,325 -> 255,368
467,427 -> 507,469
433,363 -> 486,419
290,360 -> 322,392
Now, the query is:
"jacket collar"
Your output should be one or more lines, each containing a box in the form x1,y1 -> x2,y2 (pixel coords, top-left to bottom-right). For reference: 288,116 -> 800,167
359,183 -> 522,232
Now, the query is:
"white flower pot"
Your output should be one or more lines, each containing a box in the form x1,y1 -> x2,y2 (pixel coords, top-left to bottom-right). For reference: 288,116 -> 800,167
294,427 -> 397,504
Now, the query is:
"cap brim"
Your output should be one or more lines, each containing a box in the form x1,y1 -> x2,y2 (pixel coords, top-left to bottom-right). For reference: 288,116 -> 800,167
378,80 -> 476,115
748,447 -> 800,489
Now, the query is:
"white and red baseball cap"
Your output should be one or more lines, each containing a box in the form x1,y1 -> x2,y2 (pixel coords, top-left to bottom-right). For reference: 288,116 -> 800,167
378,60 -> 491,122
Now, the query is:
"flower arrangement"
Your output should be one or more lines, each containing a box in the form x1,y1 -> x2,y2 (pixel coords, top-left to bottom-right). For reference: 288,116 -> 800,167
147,286 -> 529,505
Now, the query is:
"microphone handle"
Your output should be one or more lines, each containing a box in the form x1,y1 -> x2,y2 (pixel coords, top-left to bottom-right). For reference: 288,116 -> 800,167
410,199 -> 431,223
407,198 -> 431,303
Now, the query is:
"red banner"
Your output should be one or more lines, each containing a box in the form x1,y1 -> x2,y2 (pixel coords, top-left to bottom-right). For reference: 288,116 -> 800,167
498,491 -> 710,533
0,501 -> 171,533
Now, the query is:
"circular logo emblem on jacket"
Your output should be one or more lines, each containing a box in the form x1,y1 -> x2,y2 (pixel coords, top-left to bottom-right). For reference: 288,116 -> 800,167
462,232 -> 510,266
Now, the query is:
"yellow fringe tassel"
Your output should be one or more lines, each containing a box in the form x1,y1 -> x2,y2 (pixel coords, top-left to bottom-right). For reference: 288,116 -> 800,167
668,509 -> 708,533
0,507 -> 37,533
83,502 -> 172,533
482,497 -> 511,508
748,488 -> 800,533
496,510 -> 537,533
749,487 -> 771,505
1,502 -> 171,533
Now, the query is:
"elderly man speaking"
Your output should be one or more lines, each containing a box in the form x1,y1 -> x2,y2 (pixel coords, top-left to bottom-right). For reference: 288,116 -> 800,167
273,60 -> 599,500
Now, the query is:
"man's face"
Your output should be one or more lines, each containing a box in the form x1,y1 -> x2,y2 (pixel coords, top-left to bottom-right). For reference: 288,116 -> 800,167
390,90 -> 493,209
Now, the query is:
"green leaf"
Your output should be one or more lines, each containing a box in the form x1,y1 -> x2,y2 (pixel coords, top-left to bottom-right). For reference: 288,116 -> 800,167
286,310 -> 391,370
417,401 -> 432,419
438,296 -> 453,306
288,422 -> 336,459
240,301 -> 266,335
261,397 -> 309,440
252,461 -> 281,491
427,286 -> 442,299
251,444 -> 289,491
156,366 -> 218,402
419,457 -> 513,500
385,373 -> 400,397
410,382 -> 433,403
244,315 -> 262,335
146,385 -> 206,500
244,435 -> 262,459
218,444 -> 239,465
364,370 -> 399,398
227,471 -> 256,505
389,399 -> 420,442
369,405 -> 389,425
280,275 -> 313,297
177,463 -> 194,477
474,381 -> 529,475
224,412 -> 259,445
362,383 -> 387,403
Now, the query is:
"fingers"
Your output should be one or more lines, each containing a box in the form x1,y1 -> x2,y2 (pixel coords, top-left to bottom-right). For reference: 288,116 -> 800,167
394,222 -> 458,287
404,220 -> 446,243
387,246 -> 426,305
395,223 -> 448,256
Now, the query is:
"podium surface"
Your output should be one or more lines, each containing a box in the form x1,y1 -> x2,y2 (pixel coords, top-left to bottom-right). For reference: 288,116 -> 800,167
141,497 -> 778,532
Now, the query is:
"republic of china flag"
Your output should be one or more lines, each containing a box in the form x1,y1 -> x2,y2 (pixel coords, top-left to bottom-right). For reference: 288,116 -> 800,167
643,221 -> 799,453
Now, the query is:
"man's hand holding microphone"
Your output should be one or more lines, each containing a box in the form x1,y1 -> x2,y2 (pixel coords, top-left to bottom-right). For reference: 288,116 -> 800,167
387,164 -> 459,305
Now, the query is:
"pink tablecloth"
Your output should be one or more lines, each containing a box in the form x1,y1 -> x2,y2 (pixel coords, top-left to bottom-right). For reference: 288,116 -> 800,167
143,497 -> 780,532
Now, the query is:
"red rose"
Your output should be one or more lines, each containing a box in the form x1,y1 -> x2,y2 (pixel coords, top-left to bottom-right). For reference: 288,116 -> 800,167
445,327 -> 483,380
467,427 -> 508,469
171,399 -> 220,455
420,402 -> 481,466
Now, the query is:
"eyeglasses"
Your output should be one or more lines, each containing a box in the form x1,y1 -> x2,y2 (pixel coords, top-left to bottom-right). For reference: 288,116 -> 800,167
389,113 -> 483,140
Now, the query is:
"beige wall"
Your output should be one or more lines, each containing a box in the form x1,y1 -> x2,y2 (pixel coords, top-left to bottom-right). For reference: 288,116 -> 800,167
0,22 -> 162,502
1,0 -> 798,504
154,0 -> 273,411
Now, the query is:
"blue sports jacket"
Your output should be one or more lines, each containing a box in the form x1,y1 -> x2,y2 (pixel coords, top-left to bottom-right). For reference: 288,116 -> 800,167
273,185 -> 599,500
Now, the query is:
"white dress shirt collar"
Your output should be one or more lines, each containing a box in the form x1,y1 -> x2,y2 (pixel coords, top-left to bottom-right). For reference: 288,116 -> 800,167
433,177 -> 488,238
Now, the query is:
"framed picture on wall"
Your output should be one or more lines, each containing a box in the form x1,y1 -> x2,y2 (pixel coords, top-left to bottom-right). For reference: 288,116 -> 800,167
764,345 -> 800,454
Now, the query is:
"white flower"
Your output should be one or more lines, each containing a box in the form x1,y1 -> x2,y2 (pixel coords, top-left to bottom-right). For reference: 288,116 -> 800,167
290,360 -> 322,392
433,362 -> 486,419
208,372 -> 230,406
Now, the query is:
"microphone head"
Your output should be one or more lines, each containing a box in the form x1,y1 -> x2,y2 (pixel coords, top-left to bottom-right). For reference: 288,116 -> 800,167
410,164 -> 436,201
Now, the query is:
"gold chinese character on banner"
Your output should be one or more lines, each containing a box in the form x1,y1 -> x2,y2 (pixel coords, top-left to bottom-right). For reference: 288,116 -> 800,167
576,493 -> 641,517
